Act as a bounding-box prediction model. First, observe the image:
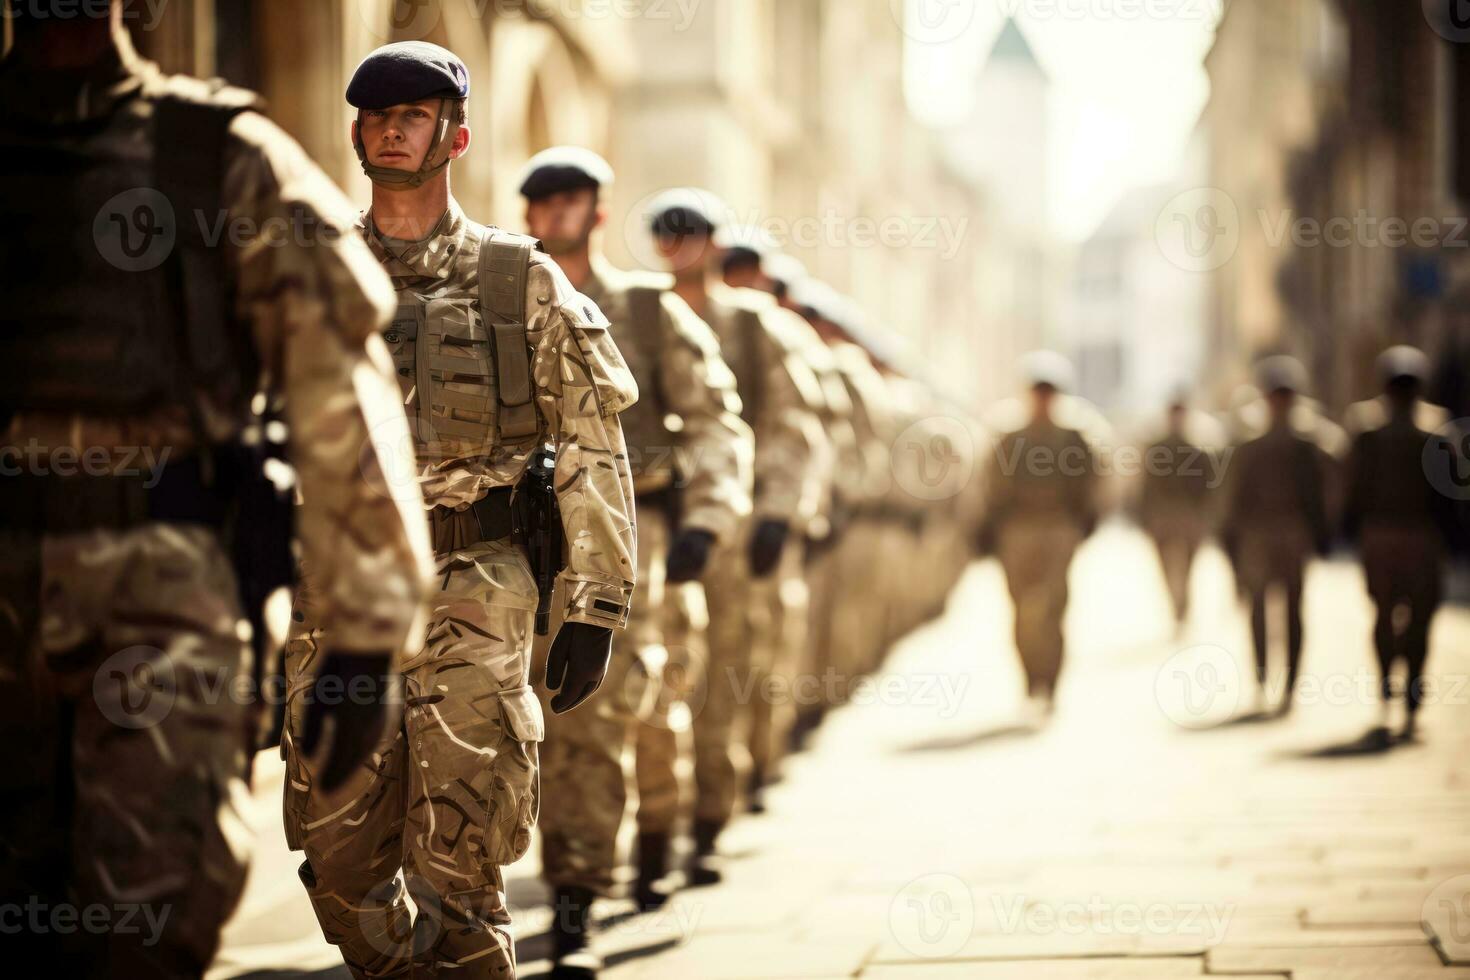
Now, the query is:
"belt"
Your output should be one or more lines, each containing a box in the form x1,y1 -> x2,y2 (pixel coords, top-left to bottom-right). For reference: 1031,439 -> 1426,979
429,486 -> 516,554
0,453 -> 232,533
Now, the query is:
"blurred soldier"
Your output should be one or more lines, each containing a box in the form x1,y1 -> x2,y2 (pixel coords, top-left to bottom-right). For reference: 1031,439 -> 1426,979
792,281 -> 897,693
718,234 -> 845,802
282,46 -> 639,979
1343,346 -> 1460,744
979,353 -> 1102,720
1138,396 -> 1225,628
0,6 -> 433,976
517,148 -> 752,969
1221,356 -> 1335,717
646,190 -> 826,884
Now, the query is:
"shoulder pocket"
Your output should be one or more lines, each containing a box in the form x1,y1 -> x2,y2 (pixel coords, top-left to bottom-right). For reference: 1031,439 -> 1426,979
564,293 -> 638,417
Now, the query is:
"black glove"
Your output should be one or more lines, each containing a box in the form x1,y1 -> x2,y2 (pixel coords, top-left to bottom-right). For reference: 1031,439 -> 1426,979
545,622 -> 613,713
748,518 -> 790,578
665,528 -> 715,583
299,650 -> 398,793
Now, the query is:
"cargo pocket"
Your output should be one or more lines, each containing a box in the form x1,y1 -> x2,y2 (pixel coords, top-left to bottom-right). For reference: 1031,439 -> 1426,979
483,684 -> 545,866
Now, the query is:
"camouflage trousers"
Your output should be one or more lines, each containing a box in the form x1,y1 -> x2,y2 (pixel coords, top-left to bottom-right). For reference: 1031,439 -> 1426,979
536,515 -> 669,893
797,537 -> 841,722
745,542 -> 808,788
283,537 -> 543,980
633,581 -> 709,834
997,518 -> 1083,698
0,524 -> 253,979
825,520 -> 889,690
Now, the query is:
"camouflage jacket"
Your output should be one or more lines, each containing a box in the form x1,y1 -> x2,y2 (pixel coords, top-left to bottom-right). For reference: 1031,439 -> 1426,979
360,204 -> 638,628
697,286 -> 827,525
0,29 -> 435,656
581,259 -> 752,542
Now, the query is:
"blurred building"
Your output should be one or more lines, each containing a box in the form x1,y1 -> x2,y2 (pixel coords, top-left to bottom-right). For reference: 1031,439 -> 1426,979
939,17 -> 1055,402
1203,0 -> 1470,413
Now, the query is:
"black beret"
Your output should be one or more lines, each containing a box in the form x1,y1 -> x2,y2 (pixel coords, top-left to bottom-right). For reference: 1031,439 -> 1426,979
647,188 -> 723,238
517,147 -> 614,200
346,41 -> 469,110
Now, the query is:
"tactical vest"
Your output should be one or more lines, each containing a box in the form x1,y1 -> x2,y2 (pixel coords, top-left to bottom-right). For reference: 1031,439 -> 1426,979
382,228 -> 540,461
0,81 -> 259,431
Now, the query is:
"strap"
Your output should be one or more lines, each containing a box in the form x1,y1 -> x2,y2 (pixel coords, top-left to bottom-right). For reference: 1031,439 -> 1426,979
154,89 -> 256,423
479,228 -> 539,444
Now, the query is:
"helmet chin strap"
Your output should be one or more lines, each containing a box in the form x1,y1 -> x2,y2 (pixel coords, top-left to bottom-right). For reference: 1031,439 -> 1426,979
355,98 -> 462,189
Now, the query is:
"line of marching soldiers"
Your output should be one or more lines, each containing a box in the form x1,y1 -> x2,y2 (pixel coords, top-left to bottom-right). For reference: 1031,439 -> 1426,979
983,345 -> 1469,749
511,151 -> 983,976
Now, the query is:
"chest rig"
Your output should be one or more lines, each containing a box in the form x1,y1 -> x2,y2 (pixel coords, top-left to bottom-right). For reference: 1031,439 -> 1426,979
383,228 -> 541,462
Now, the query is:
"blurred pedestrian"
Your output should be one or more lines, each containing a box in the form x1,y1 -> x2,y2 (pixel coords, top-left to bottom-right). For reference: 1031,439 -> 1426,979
1221,356 -> 1336,717
979,352 -> 1103,722
1343,346 -> 1461,745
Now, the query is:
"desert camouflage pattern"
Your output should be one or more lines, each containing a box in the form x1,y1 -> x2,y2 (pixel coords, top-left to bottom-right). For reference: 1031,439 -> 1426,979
581,258 -> 753,540
536,514 -> 671,893
0,30 -> 433,978
536,259 -> 750,893
285,198 -> 638,976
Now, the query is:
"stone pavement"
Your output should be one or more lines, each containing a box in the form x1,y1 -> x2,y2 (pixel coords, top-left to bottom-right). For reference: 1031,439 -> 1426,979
212,525 -> 1470,979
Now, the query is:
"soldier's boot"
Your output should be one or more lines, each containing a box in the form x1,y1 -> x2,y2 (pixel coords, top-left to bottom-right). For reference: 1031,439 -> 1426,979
634,831 -> 672,911
688,819 -> 724,887
550,885 -> 602,979
746,762 -> 768,814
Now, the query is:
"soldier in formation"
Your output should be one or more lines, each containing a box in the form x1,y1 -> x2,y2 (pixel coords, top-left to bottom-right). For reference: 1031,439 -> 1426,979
1,6 -> 434,976
280,44 -> 639,978
515,147 -> 753,975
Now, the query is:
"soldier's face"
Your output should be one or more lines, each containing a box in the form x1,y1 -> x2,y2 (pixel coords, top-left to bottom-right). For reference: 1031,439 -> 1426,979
525,189 -> 603,255
357,100 -> 452,171
653,232 -> 712,278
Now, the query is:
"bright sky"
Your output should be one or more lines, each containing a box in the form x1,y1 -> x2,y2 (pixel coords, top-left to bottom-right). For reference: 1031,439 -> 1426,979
903,0 -> 1222,242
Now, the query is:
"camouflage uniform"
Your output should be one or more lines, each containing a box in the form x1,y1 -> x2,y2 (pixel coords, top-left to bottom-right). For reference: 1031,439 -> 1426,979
982,405 -> 1101,701
536,259 -> 750,896
283,203 -> 638,977
0,29 -> 431,978
1343,395 -> 1457,729
685,286 -> 825,832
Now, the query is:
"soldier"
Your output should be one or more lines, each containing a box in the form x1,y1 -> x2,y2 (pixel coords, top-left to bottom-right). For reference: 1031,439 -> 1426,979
0,5 -> 434,976
1221,356 -> 1335,717
978,353 -> 1102,721
516,147 -> 752,972
716,234 -> 846,801
1138,396 -> 1226,629
645,190 -> 826,884
282,45 -> 640,979
1343,346 -> 1460,745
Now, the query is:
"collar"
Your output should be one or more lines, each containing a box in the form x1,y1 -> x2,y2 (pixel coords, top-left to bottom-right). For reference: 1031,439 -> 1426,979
361,201 -> 468,281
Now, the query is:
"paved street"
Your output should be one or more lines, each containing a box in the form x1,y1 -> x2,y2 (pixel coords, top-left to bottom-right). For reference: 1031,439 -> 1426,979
212,524 -> 1470,979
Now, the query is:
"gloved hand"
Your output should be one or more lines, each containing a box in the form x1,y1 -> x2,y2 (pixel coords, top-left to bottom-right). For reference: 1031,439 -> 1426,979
747,518 -> 790,578
299,650 -> 398,793
665,528 -> 715,583
545,622 -> 613,713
